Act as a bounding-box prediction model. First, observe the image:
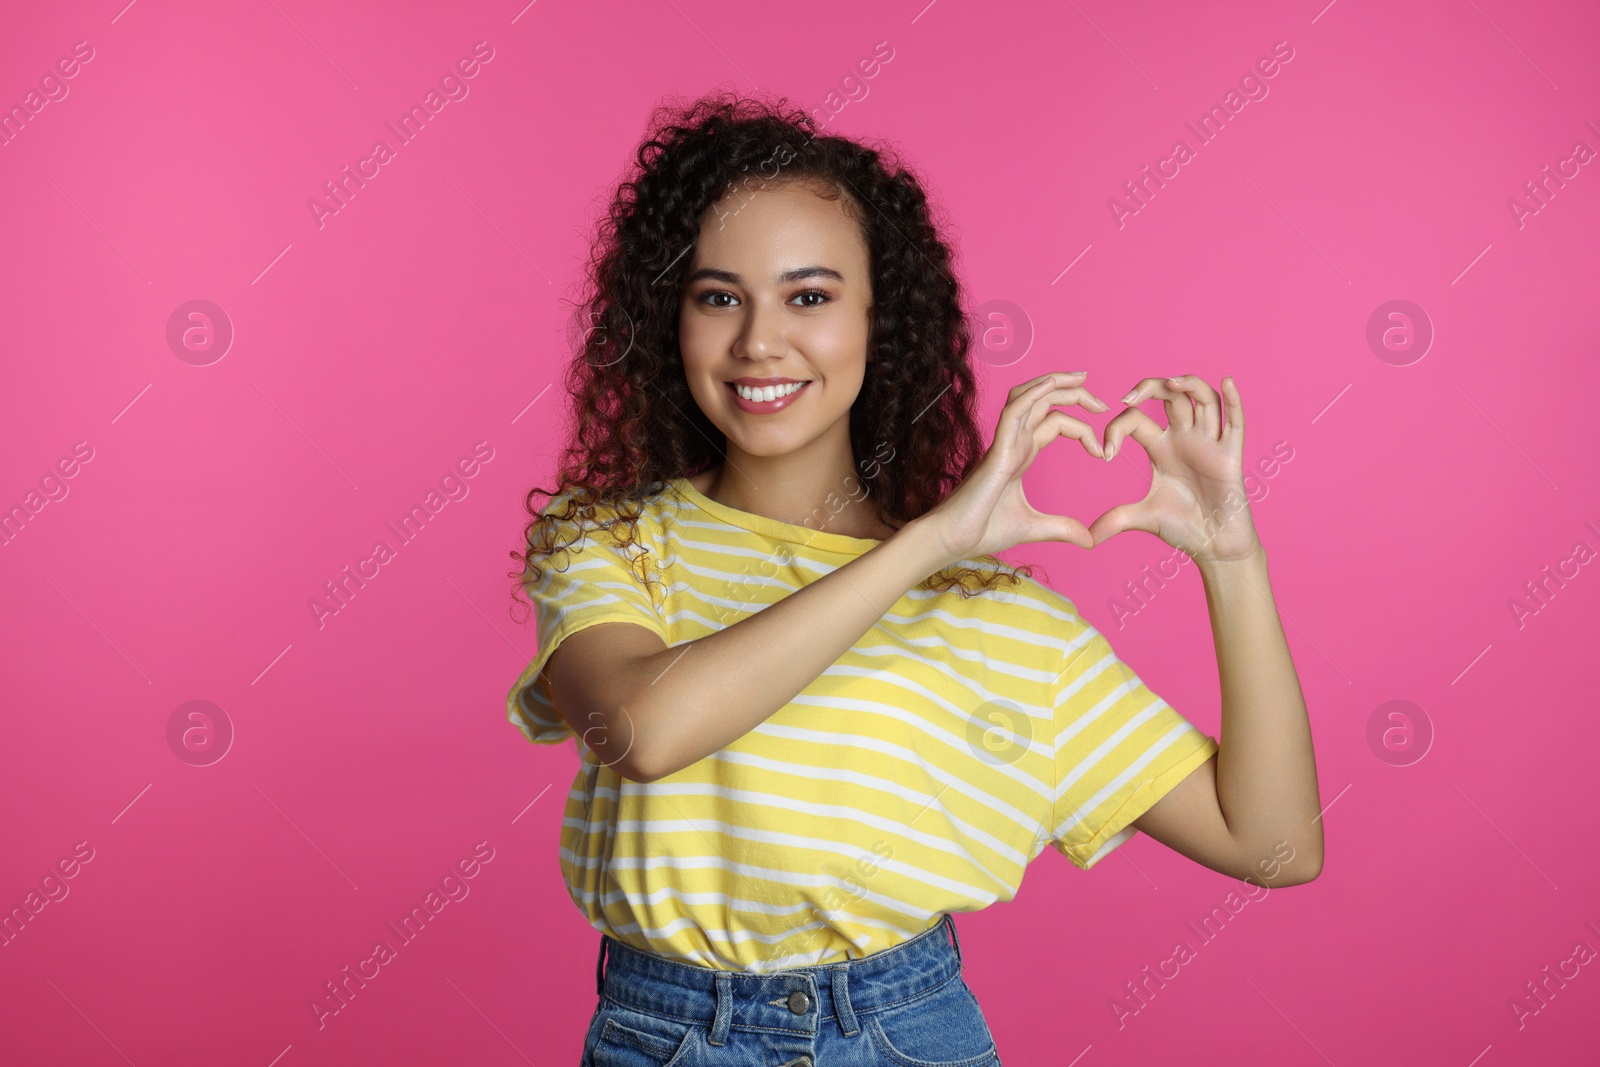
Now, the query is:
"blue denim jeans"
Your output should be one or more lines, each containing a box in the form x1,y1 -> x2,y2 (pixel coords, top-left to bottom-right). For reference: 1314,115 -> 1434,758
579,914 -> 1002,1066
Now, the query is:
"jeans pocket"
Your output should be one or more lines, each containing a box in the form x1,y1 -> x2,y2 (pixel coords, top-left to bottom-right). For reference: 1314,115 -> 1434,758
588,1003 -> 699,1067
864,976 -> 999,1067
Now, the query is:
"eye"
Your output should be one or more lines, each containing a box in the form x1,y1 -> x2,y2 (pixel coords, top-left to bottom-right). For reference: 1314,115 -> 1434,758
791,289 -> 831,308
699,290 -> 738,308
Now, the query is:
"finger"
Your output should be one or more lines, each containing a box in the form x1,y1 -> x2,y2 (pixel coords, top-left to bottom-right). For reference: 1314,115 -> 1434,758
1007,370 -> 1087,404
1033,408 -> 1107,460
1165,374 -> 1220,439
1087,499 -> 1159,546
1004,383 -> 1106,454
995,374 -> 1089,445
1023,384 -> 1109,427
1025,504 -> 1095,550
1100,406 -> 1164,461
1220,375 -> 1244,447
1120,377 -> 1193,431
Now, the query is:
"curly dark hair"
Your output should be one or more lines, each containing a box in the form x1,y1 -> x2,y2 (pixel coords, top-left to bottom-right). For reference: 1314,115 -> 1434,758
509,89 -> 1038,618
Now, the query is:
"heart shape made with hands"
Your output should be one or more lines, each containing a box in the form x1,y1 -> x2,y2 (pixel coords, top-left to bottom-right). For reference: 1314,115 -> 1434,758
994,370 -> 1255,560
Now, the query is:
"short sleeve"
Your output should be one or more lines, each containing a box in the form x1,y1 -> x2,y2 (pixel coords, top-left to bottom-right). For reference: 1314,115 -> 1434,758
506,498 -> 670,746
1047,614 -> 1219,871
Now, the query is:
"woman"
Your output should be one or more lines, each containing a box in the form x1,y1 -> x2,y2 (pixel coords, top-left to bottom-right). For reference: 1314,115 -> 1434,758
508,90 -> 1322,1066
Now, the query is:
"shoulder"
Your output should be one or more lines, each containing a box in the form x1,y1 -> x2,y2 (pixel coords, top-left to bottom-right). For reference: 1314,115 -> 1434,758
539,482 -> 674,533
533,484 -> 676,574
941,561 -> 1082,617
944,564 -> 1097,651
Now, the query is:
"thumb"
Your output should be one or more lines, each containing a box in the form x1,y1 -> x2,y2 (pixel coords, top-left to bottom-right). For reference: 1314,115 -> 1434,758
1087,501 -> 1157,546
1027,508 -> 1095,550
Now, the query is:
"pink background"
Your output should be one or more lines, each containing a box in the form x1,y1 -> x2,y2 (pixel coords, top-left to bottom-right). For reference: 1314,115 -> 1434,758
3,0 -> 1598,1063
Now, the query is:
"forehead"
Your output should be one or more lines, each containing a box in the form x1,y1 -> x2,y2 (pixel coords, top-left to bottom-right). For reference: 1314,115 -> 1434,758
689,180 -> 868,277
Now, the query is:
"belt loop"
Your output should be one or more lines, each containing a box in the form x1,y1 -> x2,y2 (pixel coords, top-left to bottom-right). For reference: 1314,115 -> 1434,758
708,971 -> 733,1046
595,935 -> 609,1001
830,964 -> 859,1037
944,913 -> 963,969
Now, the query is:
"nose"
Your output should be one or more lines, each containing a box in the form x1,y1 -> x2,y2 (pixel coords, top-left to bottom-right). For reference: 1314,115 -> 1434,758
732,296 -> 785,362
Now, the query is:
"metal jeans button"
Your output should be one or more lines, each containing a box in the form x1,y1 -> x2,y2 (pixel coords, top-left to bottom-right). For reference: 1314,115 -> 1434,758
787,990 -> 811,1014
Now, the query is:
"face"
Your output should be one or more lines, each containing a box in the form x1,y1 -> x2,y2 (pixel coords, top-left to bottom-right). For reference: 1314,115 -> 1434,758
678,180 -> 873,460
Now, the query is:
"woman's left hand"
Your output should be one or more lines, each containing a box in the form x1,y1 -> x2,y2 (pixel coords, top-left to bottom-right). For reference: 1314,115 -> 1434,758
1088,374 -> 1263,563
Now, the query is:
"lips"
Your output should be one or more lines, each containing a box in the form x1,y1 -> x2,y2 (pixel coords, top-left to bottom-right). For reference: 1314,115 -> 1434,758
725,379 -> 810,414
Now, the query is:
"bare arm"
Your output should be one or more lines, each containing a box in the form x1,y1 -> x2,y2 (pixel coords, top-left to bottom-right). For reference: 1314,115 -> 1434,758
1094,374 -> 1323,884
1132,544 -> 1324,885
543,515 -> 952,782
542,372 -> 1109,783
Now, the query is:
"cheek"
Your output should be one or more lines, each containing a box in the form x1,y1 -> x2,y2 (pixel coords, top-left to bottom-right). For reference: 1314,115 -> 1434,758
805,319 -> 870,377
677,321 -> 719,379
683,369 -> 725,420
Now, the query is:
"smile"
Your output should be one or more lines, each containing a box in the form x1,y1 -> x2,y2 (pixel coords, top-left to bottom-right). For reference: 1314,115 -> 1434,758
726,379 -> 811,413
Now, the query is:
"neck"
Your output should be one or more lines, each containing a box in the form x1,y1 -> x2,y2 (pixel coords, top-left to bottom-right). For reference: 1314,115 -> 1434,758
697,439 -> 891,540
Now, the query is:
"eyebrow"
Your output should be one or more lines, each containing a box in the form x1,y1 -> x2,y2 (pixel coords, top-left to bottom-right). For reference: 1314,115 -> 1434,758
684,265 -> 846,286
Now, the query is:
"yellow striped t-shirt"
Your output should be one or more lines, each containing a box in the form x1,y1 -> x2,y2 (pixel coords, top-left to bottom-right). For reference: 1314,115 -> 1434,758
507,477 -> 1218,972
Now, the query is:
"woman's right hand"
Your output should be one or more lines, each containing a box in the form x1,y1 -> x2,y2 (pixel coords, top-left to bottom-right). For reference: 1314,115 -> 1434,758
918,370 -> 1108,565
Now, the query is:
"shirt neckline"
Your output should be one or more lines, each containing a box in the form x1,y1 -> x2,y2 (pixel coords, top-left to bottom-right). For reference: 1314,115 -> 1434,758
667,477 -> 884,554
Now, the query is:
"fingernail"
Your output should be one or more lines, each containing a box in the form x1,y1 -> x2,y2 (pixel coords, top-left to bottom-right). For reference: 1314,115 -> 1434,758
1120,391 -> 1137,403
1166,376 -> 1183,384
1105,442 -> 1116,460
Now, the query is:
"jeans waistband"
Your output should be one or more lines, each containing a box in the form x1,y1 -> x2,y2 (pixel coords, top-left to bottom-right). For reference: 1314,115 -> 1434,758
594,914 -> 965,1046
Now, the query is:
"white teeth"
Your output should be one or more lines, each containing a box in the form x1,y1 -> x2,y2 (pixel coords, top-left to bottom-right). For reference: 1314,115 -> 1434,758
734,381 -> 806,402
